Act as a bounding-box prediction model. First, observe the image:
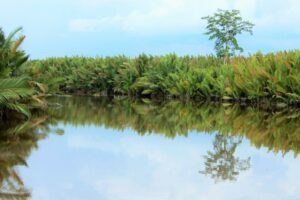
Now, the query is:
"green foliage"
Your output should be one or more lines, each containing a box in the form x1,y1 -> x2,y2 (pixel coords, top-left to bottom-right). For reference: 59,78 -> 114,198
202,9 -> 254,62
24,51 -> 300,104
0,27 -> 29,77
0,77 -> 35,118
0,27 -> 47,119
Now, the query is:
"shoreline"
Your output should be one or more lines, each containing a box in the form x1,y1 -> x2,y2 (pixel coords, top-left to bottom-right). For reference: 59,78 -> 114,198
47,93 -> 300,110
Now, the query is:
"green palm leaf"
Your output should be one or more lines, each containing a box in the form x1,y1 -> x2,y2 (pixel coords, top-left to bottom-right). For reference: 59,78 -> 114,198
0,77 -> 34,103
0,77 -> 34,117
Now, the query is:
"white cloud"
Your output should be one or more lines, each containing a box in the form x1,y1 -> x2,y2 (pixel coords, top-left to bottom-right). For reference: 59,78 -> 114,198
69,0 -> 229,34
233,0 -> 256,19
69,0 -> 300,34
69,15 -> 123,32
255,0 -> 300,30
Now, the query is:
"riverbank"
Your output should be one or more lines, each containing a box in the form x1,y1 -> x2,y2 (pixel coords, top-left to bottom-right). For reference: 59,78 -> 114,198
24,51 -> 300,106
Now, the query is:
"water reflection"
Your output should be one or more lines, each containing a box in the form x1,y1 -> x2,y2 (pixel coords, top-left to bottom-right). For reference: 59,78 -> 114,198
200,134 -> 250,182
46,96 -> 300,184
0,116 -> 62,199
1,96 -> 300,199
48,96 -> 300,156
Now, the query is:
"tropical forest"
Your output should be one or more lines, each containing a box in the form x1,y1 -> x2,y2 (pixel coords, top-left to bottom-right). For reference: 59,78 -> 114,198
1,3 -> 300,200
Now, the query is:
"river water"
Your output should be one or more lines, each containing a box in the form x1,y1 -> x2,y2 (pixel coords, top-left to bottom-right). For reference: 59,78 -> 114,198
1,96 -> 300,200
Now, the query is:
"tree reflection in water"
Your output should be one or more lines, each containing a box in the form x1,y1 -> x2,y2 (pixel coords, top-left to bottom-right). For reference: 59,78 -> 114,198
0,95 -> 299,195
47,96 -> 300,157
0,116 -> 63,200
200,134 -> 250,182
47,96 -> 299,182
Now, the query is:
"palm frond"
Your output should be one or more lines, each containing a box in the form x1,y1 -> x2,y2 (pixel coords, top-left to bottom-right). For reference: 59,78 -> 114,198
0,77 -> 34,104
3,27 -> 23,49
11,35 -> 25,53
4,103 -> 31,118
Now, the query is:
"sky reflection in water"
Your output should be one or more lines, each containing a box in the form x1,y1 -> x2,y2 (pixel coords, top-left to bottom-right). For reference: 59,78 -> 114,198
3,96 -> 300,200
22,128 -> 299,200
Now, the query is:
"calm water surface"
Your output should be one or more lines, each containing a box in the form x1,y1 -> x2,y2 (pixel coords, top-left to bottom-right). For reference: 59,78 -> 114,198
1,96 -> 300,200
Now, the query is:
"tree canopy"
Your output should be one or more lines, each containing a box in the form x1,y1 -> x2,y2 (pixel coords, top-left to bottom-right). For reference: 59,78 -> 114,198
202,9 -> 254,63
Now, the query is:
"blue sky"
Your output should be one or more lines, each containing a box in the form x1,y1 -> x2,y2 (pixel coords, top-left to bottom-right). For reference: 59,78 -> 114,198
1,0 -> 300,58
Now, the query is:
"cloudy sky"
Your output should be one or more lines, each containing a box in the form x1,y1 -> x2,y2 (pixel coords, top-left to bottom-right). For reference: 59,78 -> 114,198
1,0 -> 300,58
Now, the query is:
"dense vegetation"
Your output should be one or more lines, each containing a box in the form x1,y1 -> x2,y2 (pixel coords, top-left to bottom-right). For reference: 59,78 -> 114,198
0,27 -> 47,120
24,51 -> 300,105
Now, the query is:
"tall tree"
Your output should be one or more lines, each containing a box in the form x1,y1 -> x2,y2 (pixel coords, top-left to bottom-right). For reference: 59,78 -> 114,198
202,9 -> 254,63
